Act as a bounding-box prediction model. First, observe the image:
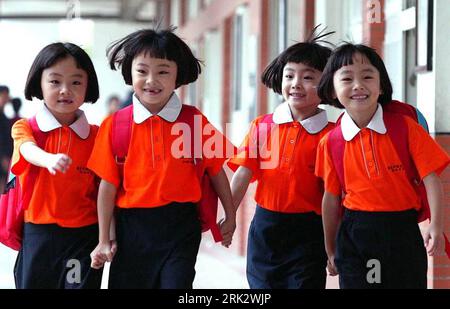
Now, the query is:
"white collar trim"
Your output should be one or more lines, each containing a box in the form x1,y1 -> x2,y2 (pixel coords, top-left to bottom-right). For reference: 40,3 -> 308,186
133,92 -> 182,124
35,104 -> 90,139
272,102 -> 329,134
341,103 -> 386,141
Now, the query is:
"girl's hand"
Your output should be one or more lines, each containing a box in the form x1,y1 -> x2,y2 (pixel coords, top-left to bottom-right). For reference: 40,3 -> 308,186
423,223 -> 444,256
90,241 -> 117,269
46,153 -> 72,175
218,217 -> 236,248
327,255 -> 339,276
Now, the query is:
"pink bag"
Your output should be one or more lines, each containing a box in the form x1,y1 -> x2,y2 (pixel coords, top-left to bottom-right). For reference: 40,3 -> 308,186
0,117 -> 47,250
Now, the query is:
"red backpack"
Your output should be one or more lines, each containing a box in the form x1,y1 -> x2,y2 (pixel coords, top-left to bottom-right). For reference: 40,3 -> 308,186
111,105 -> 223,242
0,117 -> 47,250
327,100 -> 450,258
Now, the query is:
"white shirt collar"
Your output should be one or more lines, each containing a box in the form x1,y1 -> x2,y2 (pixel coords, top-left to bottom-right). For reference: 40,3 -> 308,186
341,103 -> 386,141
35,104 -> 90,139
133,92 -> 182,124
272,102 -> 329,134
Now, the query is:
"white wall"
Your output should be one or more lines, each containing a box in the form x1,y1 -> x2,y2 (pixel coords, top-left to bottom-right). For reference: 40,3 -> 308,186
203,30 -> 223,130
0,19 -> 150,125
432,0 -> 450,133
384,0 -> 404,104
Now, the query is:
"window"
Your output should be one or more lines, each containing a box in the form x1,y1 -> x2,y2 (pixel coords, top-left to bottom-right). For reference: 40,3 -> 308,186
232,13 -> 243,111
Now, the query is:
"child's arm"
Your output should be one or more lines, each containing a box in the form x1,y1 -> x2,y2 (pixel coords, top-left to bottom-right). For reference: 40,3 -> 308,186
230,166 -> 252,211
20,142 -> 72,175
90,179 -> 117,269
210,168 -> 236,248
322,191 -> 341,276
423,172 -> 444,256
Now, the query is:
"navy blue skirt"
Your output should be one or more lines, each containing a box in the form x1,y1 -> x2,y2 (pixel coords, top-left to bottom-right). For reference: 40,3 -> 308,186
108,202 -> 201,289
14,223 -> 103,289
247,205 -> 327,289
335,208 -> 427,289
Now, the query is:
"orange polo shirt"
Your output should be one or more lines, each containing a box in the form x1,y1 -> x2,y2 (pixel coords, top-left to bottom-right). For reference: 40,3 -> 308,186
315,106 -> 450,212
228,103 -> 333,214
11,107 -> 99,227
87,93 -> 235,208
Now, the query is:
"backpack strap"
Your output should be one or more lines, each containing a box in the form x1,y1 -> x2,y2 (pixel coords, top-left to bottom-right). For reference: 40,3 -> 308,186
111,105 -> 133,179
327,125 -> 346,194
177,105 -> 223,242
383,112 -> 417,182
383,112 -> 430,219
21,117 -> 48,209
177,105 -> 203,165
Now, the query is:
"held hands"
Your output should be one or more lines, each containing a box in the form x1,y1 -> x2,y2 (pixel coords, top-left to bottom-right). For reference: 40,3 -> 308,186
218,216 -> 236,248
327,255 -> 339,276
46,153 -> 72,175
90,240 -> 118,269
423,222 -> 444,256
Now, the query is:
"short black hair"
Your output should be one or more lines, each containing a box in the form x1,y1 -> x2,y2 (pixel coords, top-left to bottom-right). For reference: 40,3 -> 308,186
261,25 -> 334,94
107,26 -> 202,88
0,85 -> 9,94
317,43 -> 393,109
24,42 -> 99,103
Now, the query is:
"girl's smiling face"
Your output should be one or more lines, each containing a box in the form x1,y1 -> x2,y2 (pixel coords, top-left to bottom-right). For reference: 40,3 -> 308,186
281,62 -> 322,118
332,52 -> 381,117
40,56 -> 87,125
131,52 -> 177,114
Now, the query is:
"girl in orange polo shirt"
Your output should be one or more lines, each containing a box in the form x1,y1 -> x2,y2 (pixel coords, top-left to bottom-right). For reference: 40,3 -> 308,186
87,27 -> 236,289
228,27 -> 334,289
316,43 -> 450,288
12,43 -> 102,288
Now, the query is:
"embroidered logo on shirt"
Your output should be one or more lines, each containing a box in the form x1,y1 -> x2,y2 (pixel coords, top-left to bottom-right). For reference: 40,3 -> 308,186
76,166 -> 95,176
387,164 -> 404,173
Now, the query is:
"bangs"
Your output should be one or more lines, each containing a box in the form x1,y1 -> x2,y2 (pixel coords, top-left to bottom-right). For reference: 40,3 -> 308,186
283,44 -> 331,71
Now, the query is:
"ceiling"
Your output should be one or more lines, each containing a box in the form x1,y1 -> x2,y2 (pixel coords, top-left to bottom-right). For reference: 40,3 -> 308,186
0,0 -> 167,22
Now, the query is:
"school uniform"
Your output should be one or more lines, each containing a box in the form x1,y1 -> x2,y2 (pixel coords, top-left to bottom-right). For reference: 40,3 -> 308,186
316,104 -> 450,289
11,105 -> 102,289
228,102 -> 333,289
87,93 -> 233,289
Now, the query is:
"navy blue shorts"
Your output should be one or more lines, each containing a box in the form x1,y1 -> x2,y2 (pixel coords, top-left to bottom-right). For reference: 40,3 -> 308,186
108,202 -> 201,289
14,223 -> 103,289
335,208 -> 427,289
247,205 -> 327,289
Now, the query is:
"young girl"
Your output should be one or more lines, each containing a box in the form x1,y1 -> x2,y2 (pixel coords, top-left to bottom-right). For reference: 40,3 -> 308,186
88,27 -> 236,289
316,43 -> 450,288
12,42 -> 102,288
228,27 -> 334,289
